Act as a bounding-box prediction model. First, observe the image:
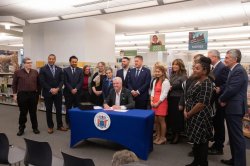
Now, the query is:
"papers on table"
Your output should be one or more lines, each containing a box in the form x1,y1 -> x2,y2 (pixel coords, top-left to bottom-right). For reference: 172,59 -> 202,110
113,109 -> 128,112
93,105 -> 128,112
94,106 -> 103,109
102,107 -> 128,112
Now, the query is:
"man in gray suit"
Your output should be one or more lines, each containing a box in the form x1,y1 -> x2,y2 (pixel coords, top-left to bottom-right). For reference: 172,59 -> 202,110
104,77 -> 134,110
219,49 -> 247,166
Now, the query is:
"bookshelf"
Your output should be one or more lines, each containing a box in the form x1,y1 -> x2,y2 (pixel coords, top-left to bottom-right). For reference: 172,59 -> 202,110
243,63 -> 250,139
0,73 -> 17,106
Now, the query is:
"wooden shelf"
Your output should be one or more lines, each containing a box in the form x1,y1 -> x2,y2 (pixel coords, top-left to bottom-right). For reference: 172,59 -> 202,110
0,102 -> 17,106
0,73 -> 13,75
0,93 -> 13,96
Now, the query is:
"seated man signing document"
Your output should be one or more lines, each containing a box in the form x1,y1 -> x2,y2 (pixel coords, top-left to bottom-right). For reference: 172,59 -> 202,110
103,77 -> 135,110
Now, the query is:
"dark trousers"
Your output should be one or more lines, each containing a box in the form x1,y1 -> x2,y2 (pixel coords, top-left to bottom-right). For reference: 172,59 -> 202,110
192,142 -> 208,166
91,93 -> 103,106
65,93 -> 81,125
167,96 -> 184,133
44,94 -> 63,129
225,114 -> 246,166
135,100 -> 148,109
212,102 -> 225,150
17,91 -> 38,130
81,90 -> 91,102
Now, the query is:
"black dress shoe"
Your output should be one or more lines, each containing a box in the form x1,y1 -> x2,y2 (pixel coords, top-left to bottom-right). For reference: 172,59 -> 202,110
208,148 -> 223,155
221,159 -> 233,165
17,130 -> 24,136
33,129 -> 40,134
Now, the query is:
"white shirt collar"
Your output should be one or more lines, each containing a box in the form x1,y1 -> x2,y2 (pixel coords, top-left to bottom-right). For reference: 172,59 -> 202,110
230,63 -> 238,71
213,61 -> 220,68
115,89 -> 122,95
136,67 -> 142,71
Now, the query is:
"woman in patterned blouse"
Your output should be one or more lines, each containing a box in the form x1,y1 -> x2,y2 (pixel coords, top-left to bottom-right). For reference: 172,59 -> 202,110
184,56 -> 214,166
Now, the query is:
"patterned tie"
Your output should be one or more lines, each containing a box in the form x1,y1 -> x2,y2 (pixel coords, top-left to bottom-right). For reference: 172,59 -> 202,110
50,65 -> 55,77
72,68 -> 75,74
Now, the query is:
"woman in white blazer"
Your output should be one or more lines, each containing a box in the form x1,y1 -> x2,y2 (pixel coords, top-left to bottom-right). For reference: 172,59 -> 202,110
150,64 -> 170,145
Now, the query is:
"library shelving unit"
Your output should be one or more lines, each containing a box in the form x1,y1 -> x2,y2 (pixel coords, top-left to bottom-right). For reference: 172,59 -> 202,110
0,73 -> 17,106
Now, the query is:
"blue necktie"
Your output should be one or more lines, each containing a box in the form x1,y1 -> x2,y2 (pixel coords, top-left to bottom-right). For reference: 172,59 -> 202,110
135,69 -> 139,78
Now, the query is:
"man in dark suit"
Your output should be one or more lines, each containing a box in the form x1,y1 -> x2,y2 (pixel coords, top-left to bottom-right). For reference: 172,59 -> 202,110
64,56 -> 83,127
104,77 -> 134,110
219,49 -> 247,166
128,55 -> 151,109
207,50 -> 229,155
39,54 -> 67,134
116,57 -> 131,88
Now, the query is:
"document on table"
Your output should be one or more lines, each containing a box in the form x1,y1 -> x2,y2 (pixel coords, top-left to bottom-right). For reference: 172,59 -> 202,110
94,106 -> 103,109
113,109 -> 128,112
103,107 -> 128,112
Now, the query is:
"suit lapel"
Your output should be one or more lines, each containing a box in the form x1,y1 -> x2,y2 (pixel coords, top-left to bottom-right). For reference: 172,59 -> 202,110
112,90 -> 116,105
121,69 -> 125,81
120,89 -> 125,105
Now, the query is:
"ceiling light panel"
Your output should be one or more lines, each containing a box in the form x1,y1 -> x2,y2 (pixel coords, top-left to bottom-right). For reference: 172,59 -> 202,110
105,1 -> 158,13
61,10 -> 102,19
27,17 -> 60,23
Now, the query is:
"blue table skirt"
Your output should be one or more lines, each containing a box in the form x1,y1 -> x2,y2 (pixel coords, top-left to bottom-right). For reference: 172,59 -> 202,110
69,108 -> 154,160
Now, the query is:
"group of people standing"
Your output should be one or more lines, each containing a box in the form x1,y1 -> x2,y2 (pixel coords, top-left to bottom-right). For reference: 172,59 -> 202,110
12,49 -> 247,166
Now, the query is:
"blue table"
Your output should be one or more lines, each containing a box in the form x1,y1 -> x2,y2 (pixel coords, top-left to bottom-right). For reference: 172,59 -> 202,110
69,108 -> 154,160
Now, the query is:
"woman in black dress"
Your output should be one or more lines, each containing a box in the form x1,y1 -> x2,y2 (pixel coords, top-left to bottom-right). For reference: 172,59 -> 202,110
184,57 -> 214,166
91,62 -> 106,106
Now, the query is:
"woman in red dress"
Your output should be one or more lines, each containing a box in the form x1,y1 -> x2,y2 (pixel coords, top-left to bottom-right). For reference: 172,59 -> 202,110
151,64 -> 170,144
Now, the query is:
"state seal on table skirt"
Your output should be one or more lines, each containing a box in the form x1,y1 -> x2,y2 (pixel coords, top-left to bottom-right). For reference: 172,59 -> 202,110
94,112 -> 111,130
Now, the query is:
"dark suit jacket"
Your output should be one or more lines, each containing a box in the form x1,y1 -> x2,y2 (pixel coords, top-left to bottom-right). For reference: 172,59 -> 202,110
104,88 -> 135,109
63,67 -> 83,96
213,61 -> 229,94
127,67 -> 151,101
102,77 -> 113,99
219,64 -> 248,115
116,68 -> 131,88
39,64 -> 64,97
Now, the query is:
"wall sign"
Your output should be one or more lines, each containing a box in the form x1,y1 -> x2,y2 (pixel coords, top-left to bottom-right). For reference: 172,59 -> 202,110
188,31 -> 208,50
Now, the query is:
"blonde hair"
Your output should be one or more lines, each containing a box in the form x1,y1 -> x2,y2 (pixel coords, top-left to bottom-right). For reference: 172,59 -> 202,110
154,64 -> 168,81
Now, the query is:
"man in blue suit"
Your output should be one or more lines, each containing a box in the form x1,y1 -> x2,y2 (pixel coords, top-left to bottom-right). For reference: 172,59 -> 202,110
207,50 -> 229,155
64,56 -> 83,128
128,55 -> 151,109
39,54 -> 67,134
219,49 -> 247,166
116,57 -> 131,88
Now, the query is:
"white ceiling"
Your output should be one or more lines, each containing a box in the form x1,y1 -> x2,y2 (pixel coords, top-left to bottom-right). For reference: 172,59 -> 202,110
0,0 -> 250,55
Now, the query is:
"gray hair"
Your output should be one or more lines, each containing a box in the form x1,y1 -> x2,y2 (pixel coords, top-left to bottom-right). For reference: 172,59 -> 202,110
113,77 -> 122,84
208,50 -> 220,59
226,49 -> 241,63
22,57 -> 31,64
112,150 -> 139,166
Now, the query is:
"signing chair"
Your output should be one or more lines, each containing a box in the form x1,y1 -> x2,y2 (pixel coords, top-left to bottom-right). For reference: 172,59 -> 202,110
61,152 -> 95,166
0,133 -> 25,166
24,138 -> 63,166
